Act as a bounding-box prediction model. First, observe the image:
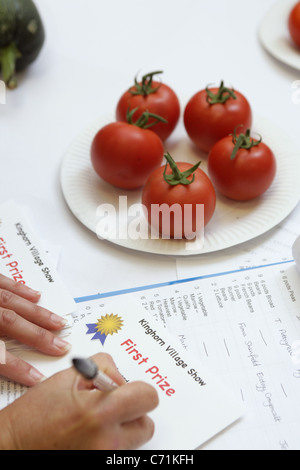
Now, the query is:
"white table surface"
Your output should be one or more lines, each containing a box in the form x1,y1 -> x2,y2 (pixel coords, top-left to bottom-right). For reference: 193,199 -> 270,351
1,0 -> 300,300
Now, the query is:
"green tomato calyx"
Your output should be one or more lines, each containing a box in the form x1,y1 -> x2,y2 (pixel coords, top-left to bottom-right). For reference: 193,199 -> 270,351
206,80 -> 237,105
126,107 -> 167,129
230,127 -> 262,160
130,71 -> 163,97
163,152 -> 201,186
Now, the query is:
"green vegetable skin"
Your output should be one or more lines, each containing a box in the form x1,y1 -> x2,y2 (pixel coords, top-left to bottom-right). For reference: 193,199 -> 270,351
0,0 -> 45,89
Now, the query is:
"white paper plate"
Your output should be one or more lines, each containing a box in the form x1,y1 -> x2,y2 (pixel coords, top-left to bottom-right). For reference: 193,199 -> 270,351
258,0 -> 300,70
60,114 -> 300,256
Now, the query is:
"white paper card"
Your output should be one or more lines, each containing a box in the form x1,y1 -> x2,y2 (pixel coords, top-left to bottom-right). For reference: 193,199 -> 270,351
0,200 -> 76,316
293,236 -> 300,273
19,294 -> 243,450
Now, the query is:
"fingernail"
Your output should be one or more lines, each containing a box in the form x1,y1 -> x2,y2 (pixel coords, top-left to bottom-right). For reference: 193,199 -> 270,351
29,368 -> 45,383
50,313 -> 68,328
27,288 -> 42,297
53,336 -> 71,353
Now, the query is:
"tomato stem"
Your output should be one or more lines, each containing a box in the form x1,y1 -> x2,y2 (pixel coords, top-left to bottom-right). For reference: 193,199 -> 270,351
230,127 -> 262,160
206,80 -> 237,105
129,71 -> 163,97
126,107 -> 167,129
163,152 -> 201,186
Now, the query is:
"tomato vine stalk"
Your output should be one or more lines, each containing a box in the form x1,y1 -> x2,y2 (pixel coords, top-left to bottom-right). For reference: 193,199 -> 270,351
163,152 -> 201,186
126,107 -> 168,129
230,127 -> 262,160
206,80 -> 237,105
129,71 -> 163,97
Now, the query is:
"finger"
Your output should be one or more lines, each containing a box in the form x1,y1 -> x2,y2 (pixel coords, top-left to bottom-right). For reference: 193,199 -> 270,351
0,307 -> 71,356
90,353 -> 126,387
0,288 -> 66,331
0,274 -> 41,303
104,381 -> 159,424
121,415 -> 155,450
74,354 -> 126,391
0,350 -> 45,387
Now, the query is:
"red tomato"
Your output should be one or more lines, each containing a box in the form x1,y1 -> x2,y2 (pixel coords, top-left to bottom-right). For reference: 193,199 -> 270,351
288,2 -> 300,48
142,153 -> 216,239
184,81 -> 252,153
116,71 -> 180,142
207,130 -> 276,201
91,121 -> 164,190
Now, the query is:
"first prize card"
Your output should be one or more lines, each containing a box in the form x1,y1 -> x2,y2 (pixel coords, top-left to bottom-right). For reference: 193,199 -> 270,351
57,295 -> 243,450
0,200 -> 76,316
0,200 -> 243,449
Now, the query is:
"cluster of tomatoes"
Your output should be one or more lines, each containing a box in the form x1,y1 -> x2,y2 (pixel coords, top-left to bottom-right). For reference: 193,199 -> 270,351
91,71 -> 277,240
289,2 -> 300,48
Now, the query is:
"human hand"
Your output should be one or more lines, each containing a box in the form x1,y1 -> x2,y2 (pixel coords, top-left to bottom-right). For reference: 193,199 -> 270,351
0,274 -> 70,386
0,353 -> 159,450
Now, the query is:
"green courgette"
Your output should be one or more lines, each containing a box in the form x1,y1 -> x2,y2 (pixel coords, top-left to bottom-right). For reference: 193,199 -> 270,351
0,0 -> 45,89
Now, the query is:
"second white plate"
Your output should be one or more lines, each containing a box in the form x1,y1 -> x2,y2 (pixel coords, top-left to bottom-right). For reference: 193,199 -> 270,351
61,115 -> 300,256
258,0 -> 300,70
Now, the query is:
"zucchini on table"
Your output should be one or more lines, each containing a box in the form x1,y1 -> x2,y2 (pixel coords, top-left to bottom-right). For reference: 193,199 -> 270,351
0,0 -> 45,89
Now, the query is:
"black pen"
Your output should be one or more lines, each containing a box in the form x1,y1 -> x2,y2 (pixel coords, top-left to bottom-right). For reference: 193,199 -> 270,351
72,357 -> 118,392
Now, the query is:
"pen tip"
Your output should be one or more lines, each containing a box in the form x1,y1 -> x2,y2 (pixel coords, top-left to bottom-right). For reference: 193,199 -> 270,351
72,357 -> 98,380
